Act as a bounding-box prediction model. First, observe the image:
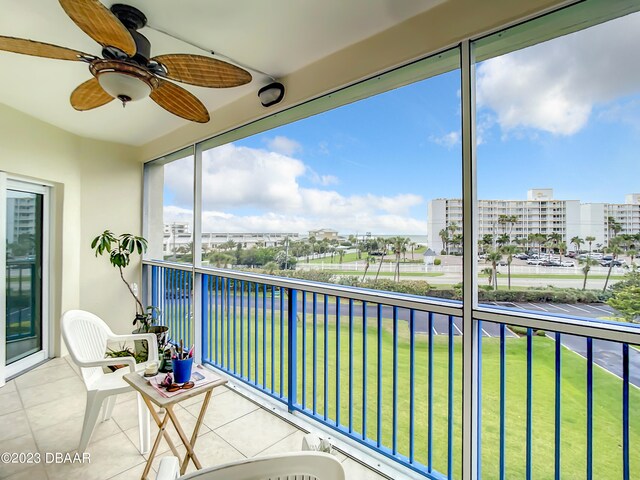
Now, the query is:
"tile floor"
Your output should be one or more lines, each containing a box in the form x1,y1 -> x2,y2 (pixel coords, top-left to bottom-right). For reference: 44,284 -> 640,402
0,358 -> 387,480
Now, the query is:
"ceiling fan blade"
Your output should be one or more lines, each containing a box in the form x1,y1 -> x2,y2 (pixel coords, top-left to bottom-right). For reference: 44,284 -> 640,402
150,80 -> 210,123
59,0 -> 135,56
152,54 -> 252,88
70,77 -> 113,111
0,36 -> 91,61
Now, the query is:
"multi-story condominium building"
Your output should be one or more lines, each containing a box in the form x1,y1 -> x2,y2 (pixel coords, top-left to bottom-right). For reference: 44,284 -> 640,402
428,189 -> 584,253
581,194 -> 640,247
6,194 -> 37,244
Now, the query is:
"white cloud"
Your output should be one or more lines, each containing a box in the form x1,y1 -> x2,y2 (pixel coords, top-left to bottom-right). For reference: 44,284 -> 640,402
430,131 -> 460,148
477,12 -> 640,136
163,143 -> 427,235
307,168 -> 339,186
264,135 -> 302,155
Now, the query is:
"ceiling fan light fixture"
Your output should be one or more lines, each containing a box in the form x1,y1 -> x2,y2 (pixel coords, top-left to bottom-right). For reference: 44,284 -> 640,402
97,71 -> 151,102
258,82 -> 285,107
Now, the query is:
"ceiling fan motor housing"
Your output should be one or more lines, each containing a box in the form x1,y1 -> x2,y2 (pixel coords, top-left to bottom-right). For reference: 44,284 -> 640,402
109,4 -> 151,65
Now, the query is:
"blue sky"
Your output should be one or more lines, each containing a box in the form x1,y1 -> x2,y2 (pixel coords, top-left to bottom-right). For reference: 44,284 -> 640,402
163,11 -> 640,234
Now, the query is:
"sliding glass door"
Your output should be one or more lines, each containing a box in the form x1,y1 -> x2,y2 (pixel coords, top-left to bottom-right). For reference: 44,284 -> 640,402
2,178 -> 49,380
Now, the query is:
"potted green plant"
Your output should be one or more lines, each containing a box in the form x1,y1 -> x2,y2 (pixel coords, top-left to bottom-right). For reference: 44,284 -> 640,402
104,343 -> 146,371
91,230 -> 168,360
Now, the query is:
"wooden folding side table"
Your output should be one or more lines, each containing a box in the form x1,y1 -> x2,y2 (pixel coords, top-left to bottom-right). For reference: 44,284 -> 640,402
124,371 -> 227,480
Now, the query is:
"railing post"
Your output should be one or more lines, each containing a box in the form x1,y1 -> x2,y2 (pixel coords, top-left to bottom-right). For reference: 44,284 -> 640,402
192,271 -> 202,364
287,288 -> 298,412
151,265 -> 158,319
200,274 -> 208,364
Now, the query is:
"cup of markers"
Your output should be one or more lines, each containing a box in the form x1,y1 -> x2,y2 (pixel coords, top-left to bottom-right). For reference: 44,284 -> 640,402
171,340 -> 195,384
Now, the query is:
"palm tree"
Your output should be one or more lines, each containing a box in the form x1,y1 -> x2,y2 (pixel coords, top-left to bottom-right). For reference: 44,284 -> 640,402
449,223 -> 461,254
486,249 -> 503,290
500,245 -> 518,290
481,234 -> 494,254
529,233 -> 546,258
328,245 -> 336,263
362,254 -> 371,281
374,238 -> 388,281
557,241 -> 567,264
547,232 -> 562,254
585,236 -> 596,256
498,214 -> 518,242
628,249 -> 638,268
338,248 -> 345,264
580,257 -> 599,291
439,228 -> 450,255
497,233 -> 510,247
454,234 -> 464,253
571,236 -> 583,255
308,235 -> 317,259
603,238 -> 624,292
208,252 -> 235,268
607,216 -> 622,247
388,236 -> 409,282
481,267 -> 494,286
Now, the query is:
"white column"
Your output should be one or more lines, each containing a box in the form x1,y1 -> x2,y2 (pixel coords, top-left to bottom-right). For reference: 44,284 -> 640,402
461,40 -> 479,480
193,144 -> 203,364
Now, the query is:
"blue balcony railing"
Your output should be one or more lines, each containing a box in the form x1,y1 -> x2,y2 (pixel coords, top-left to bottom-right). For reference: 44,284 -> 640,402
6,259 -> 37,341
150,263 -> 193,347
145,261 -> 639,479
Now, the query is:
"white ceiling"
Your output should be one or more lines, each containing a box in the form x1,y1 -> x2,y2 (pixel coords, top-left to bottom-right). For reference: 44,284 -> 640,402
0,0 -> 442,146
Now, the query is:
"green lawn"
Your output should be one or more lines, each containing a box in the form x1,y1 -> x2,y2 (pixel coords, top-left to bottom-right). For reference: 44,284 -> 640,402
199,304 -> 639,479
306,248 -> 425,265
326,270 -> 444,277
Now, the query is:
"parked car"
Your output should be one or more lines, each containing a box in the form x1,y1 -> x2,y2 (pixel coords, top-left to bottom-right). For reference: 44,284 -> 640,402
527,259 -> 543,265
601,259 -> 625,267
560,261 -> 575,267
541,260 -> 561,267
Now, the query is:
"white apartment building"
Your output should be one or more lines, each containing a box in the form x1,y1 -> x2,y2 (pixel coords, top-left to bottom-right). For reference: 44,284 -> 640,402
427,189 -> 583,253
6,194 -> 37,244
581,193 -> 640,247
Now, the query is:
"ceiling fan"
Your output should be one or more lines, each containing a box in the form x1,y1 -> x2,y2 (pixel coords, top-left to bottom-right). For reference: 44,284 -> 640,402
0,0 -> 253,123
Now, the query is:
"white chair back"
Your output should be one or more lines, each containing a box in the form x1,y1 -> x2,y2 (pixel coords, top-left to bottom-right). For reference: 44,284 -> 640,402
62,309 -> 113,387
177,452 -> 345,480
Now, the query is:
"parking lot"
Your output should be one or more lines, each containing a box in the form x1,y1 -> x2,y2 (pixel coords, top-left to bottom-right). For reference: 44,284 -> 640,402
478,302 -> 639,387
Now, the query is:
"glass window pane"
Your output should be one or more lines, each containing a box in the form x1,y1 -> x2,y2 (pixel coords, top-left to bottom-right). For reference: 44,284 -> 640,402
474,10 -> 640,318
144,148 -> 194,263
198,51 -> 462,293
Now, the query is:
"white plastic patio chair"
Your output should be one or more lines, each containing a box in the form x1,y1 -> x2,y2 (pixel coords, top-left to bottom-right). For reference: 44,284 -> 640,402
155,452 -> 345,480
61,309 -> 158,454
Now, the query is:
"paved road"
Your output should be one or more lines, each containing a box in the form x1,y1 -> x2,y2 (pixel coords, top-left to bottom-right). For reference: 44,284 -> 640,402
481,301 -> 616,318
545,332 -> 640,388
486,302 -> 640,388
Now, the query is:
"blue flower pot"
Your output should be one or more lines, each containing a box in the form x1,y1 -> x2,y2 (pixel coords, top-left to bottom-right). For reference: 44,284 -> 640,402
172,357 -> 193,384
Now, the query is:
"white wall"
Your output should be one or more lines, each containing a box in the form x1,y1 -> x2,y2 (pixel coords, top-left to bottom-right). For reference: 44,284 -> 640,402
564,200 -> 582,245
0,103 -> 142,356
581,203 -> 606,247
427,199 -> 447,253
